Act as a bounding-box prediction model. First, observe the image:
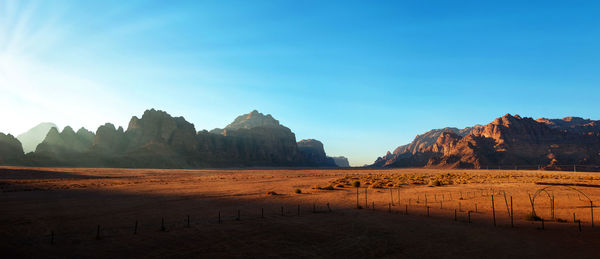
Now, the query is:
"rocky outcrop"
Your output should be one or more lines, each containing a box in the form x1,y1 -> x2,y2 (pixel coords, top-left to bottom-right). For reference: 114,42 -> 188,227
35,126 -> 95,154
16,122 -> 57,153
332,156 -> 350,167
297,139 -> 336,167
16,109 -> 340,168
0,133 -> 24,164
373,114 -> 600,170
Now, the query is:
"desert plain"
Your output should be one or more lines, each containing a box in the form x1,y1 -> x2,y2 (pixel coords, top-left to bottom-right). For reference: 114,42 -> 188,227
2,166 -> 600,258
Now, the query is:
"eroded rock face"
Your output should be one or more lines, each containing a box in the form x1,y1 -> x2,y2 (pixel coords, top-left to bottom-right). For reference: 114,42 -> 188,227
0,133 -> 24,164
35,126 -> 94,154
332,156 -> 350,167
18,109 -> 340,168
297,139 -> 336,167
373,114 -> 600,170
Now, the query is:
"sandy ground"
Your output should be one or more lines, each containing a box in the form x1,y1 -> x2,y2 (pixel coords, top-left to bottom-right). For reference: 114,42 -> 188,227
2,166 -> 600,258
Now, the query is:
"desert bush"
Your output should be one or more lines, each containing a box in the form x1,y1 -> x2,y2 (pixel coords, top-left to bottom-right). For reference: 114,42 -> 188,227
266,191 -> 278,196
295,188 -> 302,194
428,179 -> 441,187
524,212 -> 542,221
370,182 -> 383,188
352,180 -> 361,188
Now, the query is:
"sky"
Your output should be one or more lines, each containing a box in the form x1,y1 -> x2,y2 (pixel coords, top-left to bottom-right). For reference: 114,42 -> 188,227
1,0 -> 599,166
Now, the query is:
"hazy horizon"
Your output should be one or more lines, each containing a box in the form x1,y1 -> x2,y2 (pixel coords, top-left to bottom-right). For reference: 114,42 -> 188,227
2,0 -> 599,166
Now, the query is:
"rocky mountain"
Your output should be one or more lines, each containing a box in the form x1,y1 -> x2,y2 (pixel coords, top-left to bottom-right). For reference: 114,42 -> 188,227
0,133 -> 24,164
17,109 -> 340,168
332,156 -> 350,167
373,114 -> 600,170
297,139 -> 337,167
16,122 -> 57,153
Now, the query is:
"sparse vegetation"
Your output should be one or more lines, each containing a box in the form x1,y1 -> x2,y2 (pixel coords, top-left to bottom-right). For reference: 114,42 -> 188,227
266,191 -> 278,195
295,188 -> 302,194
428,179 -> 441,187
525,212 -> 542,221
328,171 -> 600,188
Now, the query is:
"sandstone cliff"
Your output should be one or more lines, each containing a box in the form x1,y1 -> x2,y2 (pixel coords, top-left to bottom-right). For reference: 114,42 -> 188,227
373,114 -> 600,170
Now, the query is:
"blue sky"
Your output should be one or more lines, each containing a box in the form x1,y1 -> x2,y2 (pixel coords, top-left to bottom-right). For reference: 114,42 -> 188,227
1,0 -> 599,165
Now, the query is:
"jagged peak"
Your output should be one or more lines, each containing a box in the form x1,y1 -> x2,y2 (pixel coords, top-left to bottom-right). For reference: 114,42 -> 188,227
62,126 -> 75,134
225,110 -> 281,130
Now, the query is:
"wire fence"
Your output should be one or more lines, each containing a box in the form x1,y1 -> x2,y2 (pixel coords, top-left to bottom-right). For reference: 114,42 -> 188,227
15,186 -> 600,247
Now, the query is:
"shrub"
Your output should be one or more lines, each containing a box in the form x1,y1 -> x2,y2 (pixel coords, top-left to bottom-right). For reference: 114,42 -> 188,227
428,179 -> 441,187
321,185 -> 335,190
370,182 -> 383,188
352,181 -> 361,188
524,212 -> 542,221
335,184 -> 344,188
295,188 -> 302,194
266,191 -> 278,196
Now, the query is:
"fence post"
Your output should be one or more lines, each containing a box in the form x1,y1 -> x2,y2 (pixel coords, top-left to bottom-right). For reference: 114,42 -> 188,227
492,195 -> 496,227
427,206 -> 430,217
510,196 -> 514,228
96,224 -> 101,239
365,188 -> 368,208
591,201 -> 594,228
578,220 -> 582,232
551,194 -> 555,220
541,218 -> 545,230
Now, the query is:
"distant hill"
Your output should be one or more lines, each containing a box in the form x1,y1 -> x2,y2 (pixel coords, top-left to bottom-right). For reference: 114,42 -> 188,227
16,109 -> 341,168
16,122 -> 57,153
372,114 -> 600,171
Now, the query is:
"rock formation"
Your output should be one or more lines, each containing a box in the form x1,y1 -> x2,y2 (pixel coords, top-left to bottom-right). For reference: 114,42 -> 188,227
332,156 -> 350,167
0,133 -> 24,164
15,109 -> 340,168
297,139 -> 337,167
373,114 -> 600,170
16,122 -> 57,153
